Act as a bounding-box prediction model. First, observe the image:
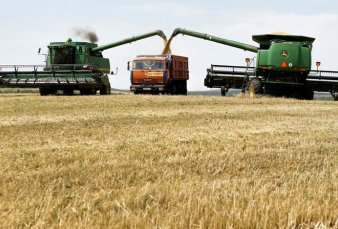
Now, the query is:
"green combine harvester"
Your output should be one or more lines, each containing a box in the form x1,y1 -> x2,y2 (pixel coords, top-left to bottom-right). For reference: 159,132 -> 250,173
171,28 -> 338,100
0,30 -> 167,95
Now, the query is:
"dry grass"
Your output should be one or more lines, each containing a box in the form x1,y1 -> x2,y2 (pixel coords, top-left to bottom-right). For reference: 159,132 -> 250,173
0,93 -> 337,228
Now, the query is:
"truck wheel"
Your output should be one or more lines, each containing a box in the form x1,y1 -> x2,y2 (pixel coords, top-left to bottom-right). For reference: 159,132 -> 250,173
176,81 -> 185,95
179,80 -> 187,95
172,84 -> 178,95
182,83 -> 187,95
249,78 -> 262,98
221,86 -> 226,96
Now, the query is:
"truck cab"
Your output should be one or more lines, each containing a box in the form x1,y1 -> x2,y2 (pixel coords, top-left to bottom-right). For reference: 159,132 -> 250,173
131,55 -> 168,86
129,55 -> 189,95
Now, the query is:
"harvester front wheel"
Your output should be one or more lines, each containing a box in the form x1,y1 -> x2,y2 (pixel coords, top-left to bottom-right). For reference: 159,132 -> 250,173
100,75 -> 111,95
100,85 -> 111,95
249,78 -> 262,98
304,82 -> 314,100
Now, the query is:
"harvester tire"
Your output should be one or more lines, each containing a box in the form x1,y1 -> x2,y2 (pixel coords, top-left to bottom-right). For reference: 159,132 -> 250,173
304,82 -> 314,100
100,75 -> 111,95
100,85 -> 111,95
249,78 -> 262,98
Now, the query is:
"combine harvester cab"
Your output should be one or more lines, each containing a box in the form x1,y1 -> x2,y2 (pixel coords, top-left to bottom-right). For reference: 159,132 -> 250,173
170,28 -> 338,100
0,30 -> 168,96
129,55 -> 189,95
43,39 -> 111,95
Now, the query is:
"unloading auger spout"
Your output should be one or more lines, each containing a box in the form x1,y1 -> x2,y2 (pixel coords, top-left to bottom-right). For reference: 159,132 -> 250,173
91,30 -> 167,52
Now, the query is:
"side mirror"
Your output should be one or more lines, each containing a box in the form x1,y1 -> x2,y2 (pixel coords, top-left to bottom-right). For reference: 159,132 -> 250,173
111,67 -> 118,75
127,61 -> 132,71
38,48 -> 47,63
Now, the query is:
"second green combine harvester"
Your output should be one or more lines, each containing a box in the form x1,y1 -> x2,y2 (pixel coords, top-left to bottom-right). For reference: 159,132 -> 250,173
171,28 -> 338,100
0,30 -> 167,95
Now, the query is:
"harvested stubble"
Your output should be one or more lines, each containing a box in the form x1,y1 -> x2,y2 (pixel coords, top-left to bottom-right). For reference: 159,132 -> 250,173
0,94 -> 337,228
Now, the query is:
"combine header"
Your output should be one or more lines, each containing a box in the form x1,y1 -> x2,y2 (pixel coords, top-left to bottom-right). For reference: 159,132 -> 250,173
171,28 -> 338,100
0,30 -> 168,95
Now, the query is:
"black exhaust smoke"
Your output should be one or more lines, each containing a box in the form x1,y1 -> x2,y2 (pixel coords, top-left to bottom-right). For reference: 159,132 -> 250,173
73,27 -> 99,43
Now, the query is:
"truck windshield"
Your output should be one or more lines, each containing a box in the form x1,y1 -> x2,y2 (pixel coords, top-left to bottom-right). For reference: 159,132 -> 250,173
133,60 -> 164,70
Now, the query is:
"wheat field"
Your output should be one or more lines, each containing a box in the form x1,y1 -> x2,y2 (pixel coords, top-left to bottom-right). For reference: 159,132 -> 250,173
0,93 -> 337,228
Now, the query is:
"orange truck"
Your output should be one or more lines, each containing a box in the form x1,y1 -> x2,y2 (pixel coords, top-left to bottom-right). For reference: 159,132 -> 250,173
128,55 -> 189,94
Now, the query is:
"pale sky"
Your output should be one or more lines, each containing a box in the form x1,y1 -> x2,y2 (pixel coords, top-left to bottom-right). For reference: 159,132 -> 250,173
1,0 -> 338,90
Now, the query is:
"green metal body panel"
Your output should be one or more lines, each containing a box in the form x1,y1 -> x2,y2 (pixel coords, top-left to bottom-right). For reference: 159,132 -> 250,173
92,30 -> 166,52
257,43 -> 311,71
172,28 -> 314,77
254,34 -> 314,79
172,28 -> 259,53
172,28 -> 316,87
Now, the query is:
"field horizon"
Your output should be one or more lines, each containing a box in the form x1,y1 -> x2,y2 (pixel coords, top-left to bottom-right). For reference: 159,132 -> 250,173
0,93 -> 337,228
